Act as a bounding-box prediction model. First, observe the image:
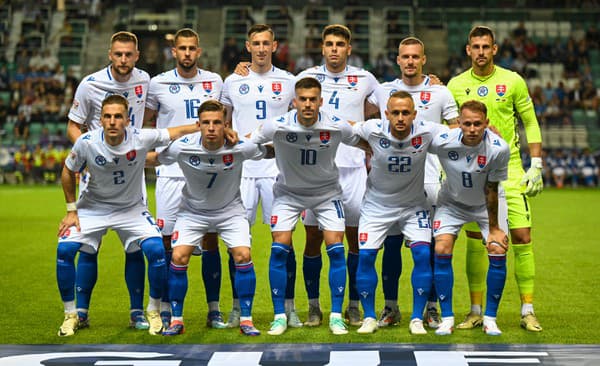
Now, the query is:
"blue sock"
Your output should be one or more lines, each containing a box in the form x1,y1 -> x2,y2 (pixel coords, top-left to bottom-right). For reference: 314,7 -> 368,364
356,249 -> 378,319
434,253 -> 454,318
162,250 -> 172,303
75,250 -> 98,310
409,242 -> 433,320
285,247 -> 297,300
228,251 -> 238,301
57,242 -> 81,302
269,242 -> 289,315
125,250 -> 145,310
235,261 -> 256,317
202,249 -> 221,303
140,238 -> 167,300
381,235 -> 403,302
326,243 -> 346,314
428,237 -> 438,303
485,254 -> 507,317
303,254 -> 322,300
347,251 -> 359,302
168,262 -> 188,317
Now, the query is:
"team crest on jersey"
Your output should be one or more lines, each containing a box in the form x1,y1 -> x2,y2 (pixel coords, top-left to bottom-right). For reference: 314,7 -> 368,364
286,132 -> 298,143
156,218 -> 164,229
347,75 -> 358,87
477,155 -> 487,168
433,220 -> 441,232
411,136 -> 422,149
270,215 -> 278,228
223,154 -> 233,166
239,83 -> 249,95
272,82 -> 282,95
359,232 -> 368,246
477,86 -> 488,97
172,231 -> 179,244
202,81 -> 213,93
316,74 -> 325,83
60,229 -> 71,240
448,151 -> 459,161
320,131 -> 330,144
189,155 -> 201,166
126,150 -> 137,161
379,138 -> 390,148
95,156 -> 107,166
496,84 -> 506,97
135,85 -> 143,98
169,84 -> 180,94
420,91 -> 431,104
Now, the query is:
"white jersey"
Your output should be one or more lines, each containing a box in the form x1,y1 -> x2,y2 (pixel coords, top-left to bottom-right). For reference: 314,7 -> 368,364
158,135 -> 266,211
221,66 -> 295,178
147,68 -> 223,178
251,110 -> 357,195
370,76 -> 459,184
69,66 -> 150,130
353,119 -> 447,208
297,65 -> 378,168
430,127 -> 510,208
65,127 -> 170,211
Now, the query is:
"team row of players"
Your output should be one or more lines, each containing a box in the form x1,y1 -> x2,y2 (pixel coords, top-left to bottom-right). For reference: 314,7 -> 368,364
56,23 -> 544,337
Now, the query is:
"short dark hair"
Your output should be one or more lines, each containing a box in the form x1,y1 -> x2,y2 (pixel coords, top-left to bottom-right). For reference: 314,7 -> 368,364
174,28 -> 199,44
110,31 -> 138,49
101,94 -> 129,112
468,25 -> 496,44
322,24 -> 351,42
389,90 -> 414,109
248,24 -> 275,40
198,99 -> 227,119
460,100 -> 487,116
295,77 -> 322,92
399,36 -> 425,52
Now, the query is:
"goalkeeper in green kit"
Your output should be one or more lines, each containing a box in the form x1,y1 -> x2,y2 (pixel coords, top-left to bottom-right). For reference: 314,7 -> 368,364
447,25 -> 543,332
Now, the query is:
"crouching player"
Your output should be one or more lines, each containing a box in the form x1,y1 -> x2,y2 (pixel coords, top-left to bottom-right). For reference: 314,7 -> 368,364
429,100 -> 510,335
148,100 -> 269,336
56,95 -> 203,336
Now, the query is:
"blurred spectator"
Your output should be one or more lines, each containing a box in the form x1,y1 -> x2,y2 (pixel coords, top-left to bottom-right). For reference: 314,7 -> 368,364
512,21 -> 528,41
348,53 -> 364,69
221,37 -> 240,75
295,52 -> 315,74
14,143 -> 32,183
548,149 -> 569,188
578,148 -> 599,187
537,38 -> 553,62
585,25 -> 600,48
14,111 -> 30,140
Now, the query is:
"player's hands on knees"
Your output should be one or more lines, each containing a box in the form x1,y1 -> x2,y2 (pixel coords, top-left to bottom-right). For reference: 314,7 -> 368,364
234,62 -> 251,76
486,228 -> 509,253
58,212 -> 80,237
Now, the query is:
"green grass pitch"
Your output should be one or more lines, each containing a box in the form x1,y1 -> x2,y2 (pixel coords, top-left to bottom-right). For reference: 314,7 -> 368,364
0,185 -> 598,344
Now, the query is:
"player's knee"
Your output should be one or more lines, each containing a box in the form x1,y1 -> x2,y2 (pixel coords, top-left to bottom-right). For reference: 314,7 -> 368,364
510,230 -> 531,244
270,243 -> 289,263
140,237 -> 166,264
57,241 -> 80,262
171,249 -> 191,266
434,239 -> 453,255
304,225 -> 323,245
231,247 -> 251,264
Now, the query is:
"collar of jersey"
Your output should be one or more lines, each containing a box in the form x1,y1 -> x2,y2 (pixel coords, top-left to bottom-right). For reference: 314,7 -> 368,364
469,66 -> 497,82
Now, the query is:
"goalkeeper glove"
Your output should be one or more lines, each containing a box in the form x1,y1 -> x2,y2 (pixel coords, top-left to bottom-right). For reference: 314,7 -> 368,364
520,157 -> 543,196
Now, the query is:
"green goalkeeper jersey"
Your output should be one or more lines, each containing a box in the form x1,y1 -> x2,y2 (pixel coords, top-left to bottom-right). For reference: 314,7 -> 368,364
447,65 -> 542,163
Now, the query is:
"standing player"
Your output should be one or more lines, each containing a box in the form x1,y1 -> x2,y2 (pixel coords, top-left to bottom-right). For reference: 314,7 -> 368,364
430,100 -> 510,336
447,26 -> 543,332
251,77 -> 361,336
143,28 -> 226,330
220,24 -> 301,328
66,31 -> 151,330
369,37 -> 459,329
149,100 -> 266,336
56,95 -> 202,336
297,24 -> 380,327
354,91 -> 443,334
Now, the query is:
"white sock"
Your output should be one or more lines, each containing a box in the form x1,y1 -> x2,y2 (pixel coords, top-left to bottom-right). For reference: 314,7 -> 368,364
208,301 -> 220,313
147,297 -> 160,312
308,298 -> 320,308
64,301 -> 76,313
385,300 -> 398,310
240,316 -> 252,323
521,303 -> 534,316
426,301 -> 438,310
471,304 -> 482,315
349,300 -> 359,308
285,299 -> 295,313
232,298 -> 240,311
160,301 -> 171,313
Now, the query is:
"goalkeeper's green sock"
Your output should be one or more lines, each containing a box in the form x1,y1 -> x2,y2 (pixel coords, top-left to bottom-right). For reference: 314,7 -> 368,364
466,236 -> 487,308
513,242 -> 535,310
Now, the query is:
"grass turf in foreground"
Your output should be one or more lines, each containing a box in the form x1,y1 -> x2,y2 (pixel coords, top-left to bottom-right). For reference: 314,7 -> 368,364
0,185 -> 598,344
